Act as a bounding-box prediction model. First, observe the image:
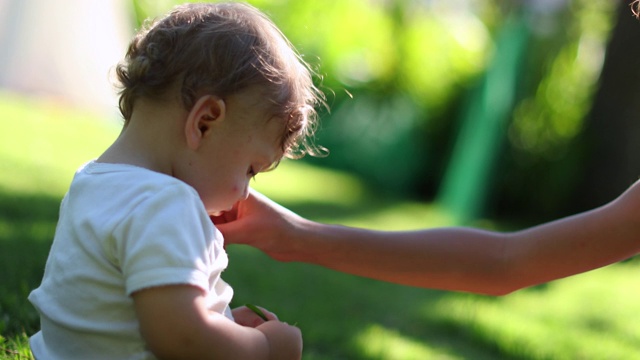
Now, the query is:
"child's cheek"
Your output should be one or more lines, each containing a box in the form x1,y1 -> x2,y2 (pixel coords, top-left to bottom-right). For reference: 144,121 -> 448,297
231,183 -> 248,201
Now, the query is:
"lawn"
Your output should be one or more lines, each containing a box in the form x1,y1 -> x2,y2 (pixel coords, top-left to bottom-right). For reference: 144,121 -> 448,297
1,92 -> 640,359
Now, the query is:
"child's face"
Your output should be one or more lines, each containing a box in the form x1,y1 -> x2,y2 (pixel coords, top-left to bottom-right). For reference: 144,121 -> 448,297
181,91 -> 284,215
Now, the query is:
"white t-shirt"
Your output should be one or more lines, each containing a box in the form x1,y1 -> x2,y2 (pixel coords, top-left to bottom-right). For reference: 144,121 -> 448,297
28,161 -> 234,360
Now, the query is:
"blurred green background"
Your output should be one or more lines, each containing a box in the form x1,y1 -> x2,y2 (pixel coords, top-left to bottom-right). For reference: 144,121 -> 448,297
131,0 -> 640,224
2,0 -> 640,359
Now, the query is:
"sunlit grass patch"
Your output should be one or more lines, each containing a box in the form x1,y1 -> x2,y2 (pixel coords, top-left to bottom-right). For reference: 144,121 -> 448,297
252,159 -> 366,207
425,263 -> 640,359
335,201 -> 454,230
0,92 -> 120,196
0,332 -> 33,360
253,160 -> 455,230
355,324 -> 463,360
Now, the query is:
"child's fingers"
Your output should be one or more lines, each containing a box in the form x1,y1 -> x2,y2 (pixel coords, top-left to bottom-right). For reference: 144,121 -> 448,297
233,304 -> 281,327
245,303 -> 278,321
258,307 -> 278,321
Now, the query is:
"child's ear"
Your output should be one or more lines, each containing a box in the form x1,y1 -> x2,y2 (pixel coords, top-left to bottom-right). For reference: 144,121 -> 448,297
184,95 -> 226,149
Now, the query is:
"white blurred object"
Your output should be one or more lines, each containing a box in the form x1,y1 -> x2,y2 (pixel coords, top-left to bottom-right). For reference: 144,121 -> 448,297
0,0 -> 133,114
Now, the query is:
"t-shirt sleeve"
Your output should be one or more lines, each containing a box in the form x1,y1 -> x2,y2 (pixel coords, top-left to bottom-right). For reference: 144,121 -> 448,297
110,183 -> 218,296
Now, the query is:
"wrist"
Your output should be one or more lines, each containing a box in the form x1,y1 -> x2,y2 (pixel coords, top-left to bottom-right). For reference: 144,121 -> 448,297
277,215 -> 319,263
289,219 -> 345,265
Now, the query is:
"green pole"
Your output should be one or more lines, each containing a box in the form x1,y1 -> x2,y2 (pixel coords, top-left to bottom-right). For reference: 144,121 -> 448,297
437,13 -> 529,224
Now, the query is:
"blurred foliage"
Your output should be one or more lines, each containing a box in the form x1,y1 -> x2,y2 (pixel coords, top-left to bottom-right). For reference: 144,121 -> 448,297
271,1 -> 495,196
131,0 -> 493,195
495,0 -> 615,220
130,0 -> 617,221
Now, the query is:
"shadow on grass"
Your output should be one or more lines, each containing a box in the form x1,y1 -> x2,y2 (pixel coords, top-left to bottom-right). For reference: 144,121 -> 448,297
225,246 -> 511,360
0,190 -> 60,337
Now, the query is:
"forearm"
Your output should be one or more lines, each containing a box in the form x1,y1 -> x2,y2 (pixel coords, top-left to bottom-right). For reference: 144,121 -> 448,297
290,183 -> 640,295
189,313 -> 299,360
223,184 -> 640,295
504,194 -> 640,291
192,313 -> 270,360
140,303 -> 269,359
134,286 -> 300,360
169,314 -> 303,360
292,220 -> 511,294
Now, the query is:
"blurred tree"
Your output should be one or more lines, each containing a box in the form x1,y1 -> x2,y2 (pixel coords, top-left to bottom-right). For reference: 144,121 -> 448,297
128,0 -> 495,195
278,0 -> 493,195
486,0 -> 616,221
570,0 -> 640,212
129,0 -> 630,223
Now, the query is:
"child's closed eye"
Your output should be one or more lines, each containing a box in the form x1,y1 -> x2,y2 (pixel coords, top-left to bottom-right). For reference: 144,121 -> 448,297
248,160 -> 280,180
247,166 -> 257,179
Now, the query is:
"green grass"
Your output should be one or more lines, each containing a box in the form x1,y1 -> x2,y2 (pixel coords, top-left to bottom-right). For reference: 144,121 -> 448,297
2,92 -> 640,359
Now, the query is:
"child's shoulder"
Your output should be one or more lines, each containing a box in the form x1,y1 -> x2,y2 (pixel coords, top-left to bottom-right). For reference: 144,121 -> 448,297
70,161 -> 198,204
79,161 -> 182,185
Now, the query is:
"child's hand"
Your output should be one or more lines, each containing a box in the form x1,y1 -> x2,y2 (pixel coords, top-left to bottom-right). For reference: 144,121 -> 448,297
232,304 -> 278,327
257,320 -> 303,360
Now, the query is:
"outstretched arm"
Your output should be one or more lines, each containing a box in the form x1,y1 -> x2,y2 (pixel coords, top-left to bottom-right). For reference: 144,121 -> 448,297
215,180 -> 640,295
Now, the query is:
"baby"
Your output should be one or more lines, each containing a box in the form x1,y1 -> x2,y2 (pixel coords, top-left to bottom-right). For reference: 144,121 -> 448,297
28,2 -> 323,359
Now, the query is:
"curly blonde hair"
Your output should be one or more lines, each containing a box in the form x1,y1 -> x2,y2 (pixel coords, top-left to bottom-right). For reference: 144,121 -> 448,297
115,2 -> 325,158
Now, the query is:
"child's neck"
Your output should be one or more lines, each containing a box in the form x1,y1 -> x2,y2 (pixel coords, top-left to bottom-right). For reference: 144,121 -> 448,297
98,103 -> 186,176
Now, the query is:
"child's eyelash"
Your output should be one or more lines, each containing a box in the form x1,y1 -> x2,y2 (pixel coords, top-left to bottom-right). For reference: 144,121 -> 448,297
249,160 -> 280,179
